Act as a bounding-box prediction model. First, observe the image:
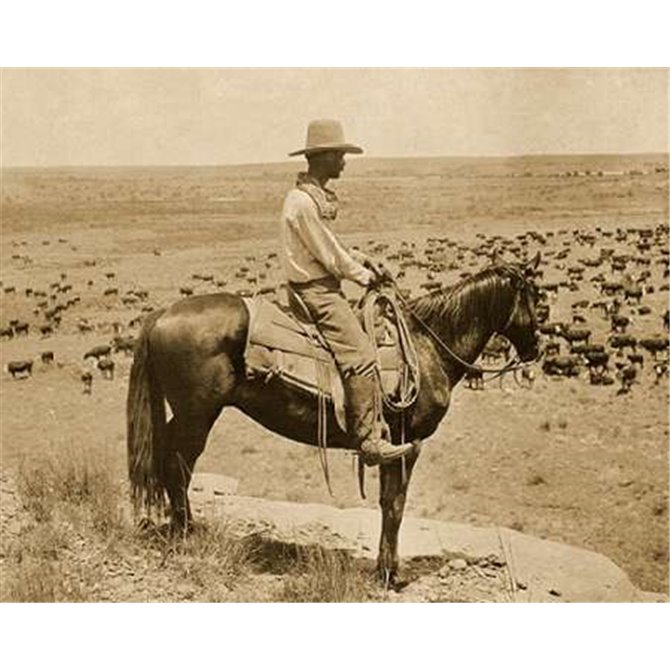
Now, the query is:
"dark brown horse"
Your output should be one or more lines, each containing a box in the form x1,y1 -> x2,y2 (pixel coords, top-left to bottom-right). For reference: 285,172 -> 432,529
127,254 -> 541,584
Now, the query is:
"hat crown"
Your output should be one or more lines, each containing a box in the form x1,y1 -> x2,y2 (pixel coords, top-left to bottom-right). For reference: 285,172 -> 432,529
305,119 -> 346,149
289,119 -> 363,156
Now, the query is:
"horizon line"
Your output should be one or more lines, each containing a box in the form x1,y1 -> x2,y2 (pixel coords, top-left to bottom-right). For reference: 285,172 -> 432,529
2,150 -> 668,170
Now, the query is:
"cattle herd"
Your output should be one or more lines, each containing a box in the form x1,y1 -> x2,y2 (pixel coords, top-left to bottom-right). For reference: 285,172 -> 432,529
1,222 -> 669,401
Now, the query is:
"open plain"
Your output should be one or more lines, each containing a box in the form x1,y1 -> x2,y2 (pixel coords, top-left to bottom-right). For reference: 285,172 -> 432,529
1,153 -> 668,601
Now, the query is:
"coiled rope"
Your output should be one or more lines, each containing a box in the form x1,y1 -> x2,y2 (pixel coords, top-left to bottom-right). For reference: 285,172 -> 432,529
362,288 -> 421,448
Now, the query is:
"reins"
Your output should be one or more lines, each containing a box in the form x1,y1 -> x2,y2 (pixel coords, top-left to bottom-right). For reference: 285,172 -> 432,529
386,275 -> 540,378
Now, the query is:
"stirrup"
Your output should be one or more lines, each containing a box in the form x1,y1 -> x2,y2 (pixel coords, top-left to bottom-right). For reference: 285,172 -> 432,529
360,441 -> 415,467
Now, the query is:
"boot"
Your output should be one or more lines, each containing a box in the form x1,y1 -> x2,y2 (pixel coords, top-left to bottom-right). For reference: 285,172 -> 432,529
343,373 -> 414,467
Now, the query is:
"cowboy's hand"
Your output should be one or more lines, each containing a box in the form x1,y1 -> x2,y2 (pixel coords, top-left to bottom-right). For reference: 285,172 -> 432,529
367,259 -> 394,284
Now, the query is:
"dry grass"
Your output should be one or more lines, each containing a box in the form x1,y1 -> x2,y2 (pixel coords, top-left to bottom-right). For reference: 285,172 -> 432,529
16,454 -> 123,528
3,452 -> 379,602
280,545 -> 374,602
2,455 -> 126,601
144,521 -> 257,599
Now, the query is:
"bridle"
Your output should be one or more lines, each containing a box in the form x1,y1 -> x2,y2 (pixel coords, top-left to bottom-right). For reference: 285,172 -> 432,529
390,268 -> 541,380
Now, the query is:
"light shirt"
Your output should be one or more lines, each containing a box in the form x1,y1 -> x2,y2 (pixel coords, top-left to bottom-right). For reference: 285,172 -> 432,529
280,187 -> 372,286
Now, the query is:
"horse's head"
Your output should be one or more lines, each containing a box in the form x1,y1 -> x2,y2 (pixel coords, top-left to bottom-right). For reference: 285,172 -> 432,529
497,252 -> 542,362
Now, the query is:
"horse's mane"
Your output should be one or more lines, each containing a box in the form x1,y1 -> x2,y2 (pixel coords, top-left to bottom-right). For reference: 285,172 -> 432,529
409,263 -> 522,328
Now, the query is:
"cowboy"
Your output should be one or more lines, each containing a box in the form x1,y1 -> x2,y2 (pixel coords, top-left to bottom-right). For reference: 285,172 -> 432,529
280,119 -> 414,466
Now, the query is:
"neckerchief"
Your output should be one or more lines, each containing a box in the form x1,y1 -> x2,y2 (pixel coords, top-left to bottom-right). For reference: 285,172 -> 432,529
296,172 -> 339,220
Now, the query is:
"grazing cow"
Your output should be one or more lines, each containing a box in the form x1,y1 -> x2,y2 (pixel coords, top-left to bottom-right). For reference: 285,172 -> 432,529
616,365 -> 637,395
465,368 -> 484,390
542,355 -> 581,377
609,334 -> 637,354
544,341 -> 561,357
97,358 -> 115,380
571,299 -> 590,310
81,371 -> 93,394
0,327 -> 13,340
540,282 -> 559,296
624,285 -> 643,304
560,327 -> 591,347
84,345 -> 112,361
77,321 -> 94,334
539,322 -> 564,339
584,349 -> 610,374
571,343 -> 595,357
40,324 -> 53,337
13,321 -> 29,336
41,351 -> 54,364
113,335 -> 136,356
588,368 -> 614,386
639,337 -> 669,360
179,287 -> 194,297
103,287 -> 119,297
7,360 -> 33,379
601,281 -> 623,296
627,353 -> 644,368
611,314 -> 630,333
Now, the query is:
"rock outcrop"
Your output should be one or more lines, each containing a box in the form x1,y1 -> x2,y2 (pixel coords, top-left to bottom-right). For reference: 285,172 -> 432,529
190,472 -> 666,603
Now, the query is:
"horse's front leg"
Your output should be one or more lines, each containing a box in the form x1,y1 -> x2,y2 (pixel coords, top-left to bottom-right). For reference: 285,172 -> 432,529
377,441 -> 422,588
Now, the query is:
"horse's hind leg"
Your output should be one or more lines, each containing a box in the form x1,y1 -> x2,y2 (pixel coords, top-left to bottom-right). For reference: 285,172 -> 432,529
377,442 -> 422,588
163,409 -> 221,531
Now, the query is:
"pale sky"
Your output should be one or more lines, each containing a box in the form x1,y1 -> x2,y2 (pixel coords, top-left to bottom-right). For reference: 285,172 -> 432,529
1,68 -> 667,166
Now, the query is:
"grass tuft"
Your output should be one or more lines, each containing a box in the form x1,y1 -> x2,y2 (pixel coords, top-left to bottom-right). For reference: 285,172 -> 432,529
281,545 -> 373,602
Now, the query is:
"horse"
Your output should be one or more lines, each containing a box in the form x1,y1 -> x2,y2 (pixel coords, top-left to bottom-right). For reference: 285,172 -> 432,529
126,254 -> 541,586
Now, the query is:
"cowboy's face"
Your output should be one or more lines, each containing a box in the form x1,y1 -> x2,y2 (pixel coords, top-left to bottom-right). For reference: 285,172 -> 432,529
310,150 -> 346,180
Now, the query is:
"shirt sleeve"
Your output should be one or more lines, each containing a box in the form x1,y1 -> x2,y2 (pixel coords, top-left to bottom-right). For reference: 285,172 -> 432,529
288,193 -> 372,286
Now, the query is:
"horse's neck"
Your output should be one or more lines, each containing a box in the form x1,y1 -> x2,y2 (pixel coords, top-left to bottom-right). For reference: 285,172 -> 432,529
412,278 -> 511,383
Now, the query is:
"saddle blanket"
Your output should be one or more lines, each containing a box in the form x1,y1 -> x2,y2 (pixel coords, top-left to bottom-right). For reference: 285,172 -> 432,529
241,296 -> 404,431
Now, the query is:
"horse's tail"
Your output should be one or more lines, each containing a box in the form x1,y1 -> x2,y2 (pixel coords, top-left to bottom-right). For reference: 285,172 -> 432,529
126,309 -> 167,517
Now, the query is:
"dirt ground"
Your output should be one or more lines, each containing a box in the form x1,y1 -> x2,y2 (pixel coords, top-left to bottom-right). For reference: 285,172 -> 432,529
1,153 -> 668,597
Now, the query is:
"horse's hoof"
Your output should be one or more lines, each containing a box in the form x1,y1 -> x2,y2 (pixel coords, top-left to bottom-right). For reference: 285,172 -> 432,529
136,517 -> 156,532
377,566 -> 399,591
169,517 -> 198,538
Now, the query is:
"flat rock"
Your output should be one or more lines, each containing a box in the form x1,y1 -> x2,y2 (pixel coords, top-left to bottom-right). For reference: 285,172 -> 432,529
190,473 -> 666,603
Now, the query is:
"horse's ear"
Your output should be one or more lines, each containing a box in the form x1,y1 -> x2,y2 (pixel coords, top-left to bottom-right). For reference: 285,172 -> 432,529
525,251 -> 541,276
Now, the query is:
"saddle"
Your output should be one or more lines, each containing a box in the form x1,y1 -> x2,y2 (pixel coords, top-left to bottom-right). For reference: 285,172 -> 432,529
242,290 -> 413,432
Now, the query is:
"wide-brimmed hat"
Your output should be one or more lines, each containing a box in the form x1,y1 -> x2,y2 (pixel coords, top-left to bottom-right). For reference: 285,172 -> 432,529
289,119 -> 363,157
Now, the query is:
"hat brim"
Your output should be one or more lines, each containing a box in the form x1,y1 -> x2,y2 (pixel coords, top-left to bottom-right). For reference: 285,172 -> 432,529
288,143 -> 364,157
